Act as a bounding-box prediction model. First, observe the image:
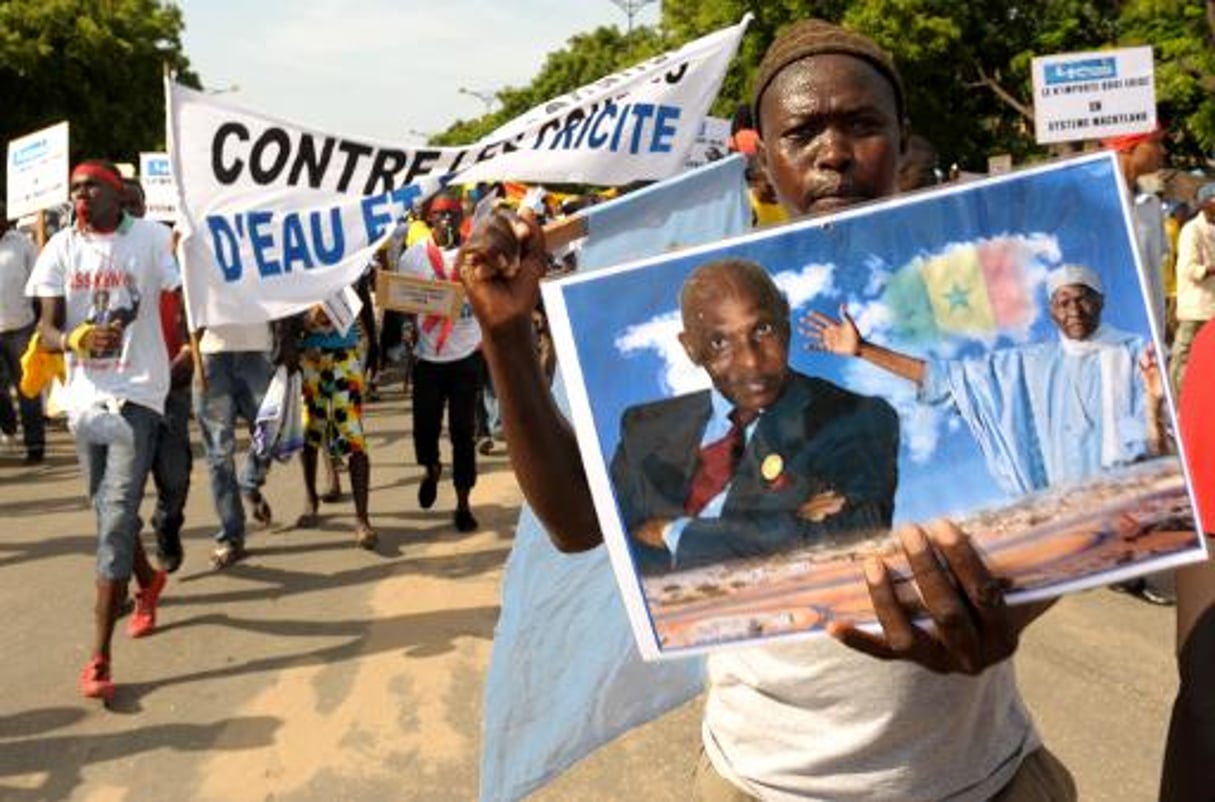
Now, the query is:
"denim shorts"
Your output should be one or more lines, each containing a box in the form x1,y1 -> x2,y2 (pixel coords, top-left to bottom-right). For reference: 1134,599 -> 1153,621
79,402 -> 162,580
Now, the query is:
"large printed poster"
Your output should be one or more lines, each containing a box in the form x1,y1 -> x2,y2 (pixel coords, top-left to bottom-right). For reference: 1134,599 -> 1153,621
542,152 -> 1209,659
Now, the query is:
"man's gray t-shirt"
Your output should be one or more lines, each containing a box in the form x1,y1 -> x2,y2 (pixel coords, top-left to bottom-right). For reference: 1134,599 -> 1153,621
704,638 -> 1037,800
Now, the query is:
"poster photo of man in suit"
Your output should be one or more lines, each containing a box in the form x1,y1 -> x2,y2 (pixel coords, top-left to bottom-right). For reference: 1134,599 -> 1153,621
610,258 -> 900,575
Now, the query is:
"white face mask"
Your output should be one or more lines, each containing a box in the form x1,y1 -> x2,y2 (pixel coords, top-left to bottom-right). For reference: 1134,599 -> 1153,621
1135,173 -> 1162,195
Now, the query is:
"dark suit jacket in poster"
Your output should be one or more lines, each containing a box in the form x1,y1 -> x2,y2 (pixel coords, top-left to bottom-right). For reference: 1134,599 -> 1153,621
609,370 -> 900,574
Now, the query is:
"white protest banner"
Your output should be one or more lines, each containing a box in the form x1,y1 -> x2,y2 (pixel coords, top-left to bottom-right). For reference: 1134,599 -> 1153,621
1032,46 -> 1156,144
167,17 -> 747,327
458,15 -> 748,185
138,152 -> 179,223
6,121 -> 69,219
167,80 -> 444,328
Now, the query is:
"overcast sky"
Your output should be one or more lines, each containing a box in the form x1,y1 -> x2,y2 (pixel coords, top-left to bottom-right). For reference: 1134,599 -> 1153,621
178,0 -> 661,144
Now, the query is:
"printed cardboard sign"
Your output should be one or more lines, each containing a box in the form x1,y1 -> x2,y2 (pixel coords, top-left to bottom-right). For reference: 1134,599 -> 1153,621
375,270 -> 465,318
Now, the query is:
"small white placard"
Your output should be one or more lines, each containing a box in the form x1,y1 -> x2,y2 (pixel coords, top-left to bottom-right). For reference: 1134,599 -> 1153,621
1032,46 -> 1156,144
6,121 -> 69,219
321,285 -> 363,337
139,152 -> 179,223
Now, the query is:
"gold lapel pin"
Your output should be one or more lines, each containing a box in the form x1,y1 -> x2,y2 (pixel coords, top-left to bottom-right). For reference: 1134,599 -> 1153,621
761,453 -> 784,483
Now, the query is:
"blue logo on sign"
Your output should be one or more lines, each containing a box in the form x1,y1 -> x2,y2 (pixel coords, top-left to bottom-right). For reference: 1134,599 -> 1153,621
145,158 -> 172,177
10,139 -> 48,167
1045,57 -> 1117,85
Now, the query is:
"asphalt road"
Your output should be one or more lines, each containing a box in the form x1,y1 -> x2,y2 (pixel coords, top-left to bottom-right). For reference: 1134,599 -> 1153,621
0,386 -> 1180,801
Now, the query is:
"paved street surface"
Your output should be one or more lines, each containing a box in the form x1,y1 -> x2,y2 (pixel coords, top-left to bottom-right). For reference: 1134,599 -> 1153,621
0,387 -> 1179,801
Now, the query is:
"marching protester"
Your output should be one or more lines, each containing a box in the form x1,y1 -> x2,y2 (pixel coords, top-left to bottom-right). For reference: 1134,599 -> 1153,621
397,190 -> 485,534
459,19 -> 1073,800
120,178 -> 193,573
26,159 -> 186,699
1106,129 -> 1169,337
294,273 -> 380,549
0,200 -> 45,464
1170,181 -> 1215,394
194,318 -> 291,568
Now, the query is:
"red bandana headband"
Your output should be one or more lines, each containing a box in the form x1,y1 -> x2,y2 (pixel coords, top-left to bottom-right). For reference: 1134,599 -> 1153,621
71,163 -> 124,192
1101,127 -> 1164,153
428,196 -> 463,215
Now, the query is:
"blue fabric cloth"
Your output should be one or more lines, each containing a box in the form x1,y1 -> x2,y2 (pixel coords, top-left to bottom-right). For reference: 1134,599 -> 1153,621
919,325 -> 1150,495
479,155 -> 749,802
300,326 -> 359,351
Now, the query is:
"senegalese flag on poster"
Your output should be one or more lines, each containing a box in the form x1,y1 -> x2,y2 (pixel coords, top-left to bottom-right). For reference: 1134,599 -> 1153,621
883,236 -> 1037,342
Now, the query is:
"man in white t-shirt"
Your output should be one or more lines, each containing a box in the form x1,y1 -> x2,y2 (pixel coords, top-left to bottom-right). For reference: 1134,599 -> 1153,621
27,160 -> 188,701
0,201 -> 45,462
396,191 -> 484,533
459,21 -> 1074,801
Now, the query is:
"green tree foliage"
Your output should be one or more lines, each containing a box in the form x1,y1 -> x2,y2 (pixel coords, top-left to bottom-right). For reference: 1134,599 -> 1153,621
1119,0 -> 1215,164
436,0 -> 1214,171
660,1 -> 851,124
843,0 -> 1123,167
0,0 -> 198,186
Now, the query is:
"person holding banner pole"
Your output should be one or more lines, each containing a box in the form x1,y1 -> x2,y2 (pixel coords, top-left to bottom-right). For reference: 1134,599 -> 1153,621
193,320 -> 289,569
294,274 -> 380,549
26,159 -> 186,700
397,191 -> 484,534
460,19 -> 1072,801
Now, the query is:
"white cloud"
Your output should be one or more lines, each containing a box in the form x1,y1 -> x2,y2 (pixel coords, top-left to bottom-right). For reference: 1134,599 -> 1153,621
772,262 -> 837,309
615,310 -> 710,397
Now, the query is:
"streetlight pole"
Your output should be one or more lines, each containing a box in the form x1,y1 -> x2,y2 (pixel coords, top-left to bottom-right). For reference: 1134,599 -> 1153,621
607,0 -> 657,39
458,87 -> 497,114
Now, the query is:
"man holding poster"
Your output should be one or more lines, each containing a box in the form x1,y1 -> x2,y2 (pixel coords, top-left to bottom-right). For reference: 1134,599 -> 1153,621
460,18 -> 1073,801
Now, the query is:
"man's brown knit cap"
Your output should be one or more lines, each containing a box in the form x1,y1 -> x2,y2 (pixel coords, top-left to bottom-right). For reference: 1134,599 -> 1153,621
751,19 -> 906,133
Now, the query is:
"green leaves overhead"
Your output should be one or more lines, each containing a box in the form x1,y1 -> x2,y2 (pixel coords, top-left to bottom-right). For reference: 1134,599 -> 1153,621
435,0 -> 1214,169
0,0 -> 198,186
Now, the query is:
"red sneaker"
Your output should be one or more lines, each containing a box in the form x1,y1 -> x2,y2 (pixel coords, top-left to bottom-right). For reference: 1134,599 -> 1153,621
127,570 -> 167,638
80,655 -> 114,700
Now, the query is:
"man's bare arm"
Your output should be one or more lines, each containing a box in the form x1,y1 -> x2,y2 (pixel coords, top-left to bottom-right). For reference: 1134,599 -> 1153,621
36,296 -> 67,352
460,210 -> 603,552
1138,345 -> 1169,456
801,306 -> 926,385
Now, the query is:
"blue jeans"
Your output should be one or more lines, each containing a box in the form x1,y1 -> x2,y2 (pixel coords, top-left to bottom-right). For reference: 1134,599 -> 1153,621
0,324 -> 45,453
80,402 -> 161,581
151,385 -> 193,554
194,351 -> 274,545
